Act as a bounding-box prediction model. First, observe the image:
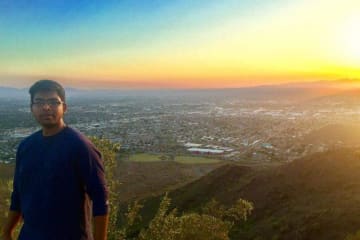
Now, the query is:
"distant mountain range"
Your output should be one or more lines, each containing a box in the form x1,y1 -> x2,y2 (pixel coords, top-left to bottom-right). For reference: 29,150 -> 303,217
1,79 -> 360,102
0,87 -> 27,99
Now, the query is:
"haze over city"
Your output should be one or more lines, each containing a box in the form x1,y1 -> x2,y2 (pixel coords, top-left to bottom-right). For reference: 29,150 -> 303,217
1,0 -> 360,89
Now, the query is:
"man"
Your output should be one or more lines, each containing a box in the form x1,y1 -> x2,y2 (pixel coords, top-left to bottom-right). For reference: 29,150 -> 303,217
1,80 -> 109,240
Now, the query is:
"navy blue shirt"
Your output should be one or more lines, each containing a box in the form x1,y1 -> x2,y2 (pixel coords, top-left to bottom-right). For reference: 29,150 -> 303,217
10,126 -> 109,240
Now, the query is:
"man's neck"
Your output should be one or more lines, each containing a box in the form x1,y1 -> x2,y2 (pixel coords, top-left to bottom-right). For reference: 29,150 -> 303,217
42,121 -> 66,136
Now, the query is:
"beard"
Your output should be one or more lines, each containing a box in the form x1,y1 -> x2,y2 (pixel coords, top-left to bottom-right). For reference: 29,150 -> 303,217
36,115 -> 62,129
41,122 -> 60,128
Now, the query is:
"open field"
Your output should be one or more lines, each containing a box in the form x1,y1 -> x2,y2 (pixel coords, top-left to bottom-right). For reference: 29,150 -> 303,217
128,153 -> 221,164
116,161 -> 222,202
116,153 -> 224,202
175,155 -> 221,164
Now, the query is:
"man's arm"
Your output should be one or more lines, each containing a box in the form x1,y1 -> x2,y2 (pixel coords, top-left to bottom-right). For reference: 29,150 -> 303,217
0,210 -> 22,240
76,140 -> 109,240
93,214 -> 109,240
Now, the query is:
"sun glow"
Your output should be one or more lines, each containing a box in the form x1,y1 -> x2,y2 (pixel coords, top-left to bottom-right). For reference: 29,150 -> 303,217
340,15 -> 360,64
2,1 -> 360,88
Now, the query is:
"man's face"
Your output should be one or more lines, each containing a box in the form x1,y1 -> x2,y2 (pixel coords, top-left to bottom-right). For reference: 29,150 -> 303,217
31,90 -> 67,128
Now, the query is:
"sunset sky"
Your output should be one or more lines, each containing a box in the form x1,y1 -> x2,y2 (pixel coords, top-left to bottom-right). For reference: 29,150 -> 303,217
1,0 -> 360,89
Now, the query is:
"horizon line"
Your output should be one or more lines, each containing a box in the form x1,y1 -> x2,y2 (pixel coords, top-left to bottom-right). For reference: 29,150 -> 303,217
1,78 -> 360,91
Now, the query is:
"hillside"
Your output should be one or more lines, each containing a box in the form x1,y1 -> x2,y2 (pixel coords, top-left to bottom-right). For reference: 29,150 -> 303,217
137,148 -> 360,240
311,88 -> 360,105
302,124 -> 360,146
233,148 -> 360,240
116,161 -> 223,202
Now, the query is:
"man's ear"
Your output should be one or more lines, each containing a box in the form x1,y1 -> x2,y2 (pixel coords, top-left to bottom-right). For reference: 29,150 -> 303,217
63,103 -> 67,113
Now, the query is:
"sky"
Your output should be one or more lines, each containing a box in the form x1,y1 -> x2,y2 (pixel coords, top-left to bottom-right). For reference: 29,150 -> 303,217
1,0 -> 360,89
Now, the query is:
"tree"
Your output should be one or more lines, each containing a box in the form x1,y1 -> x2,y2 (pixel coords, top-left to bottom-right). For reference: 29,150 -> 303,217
137,194 -> 253,240
90,137 -> 121,240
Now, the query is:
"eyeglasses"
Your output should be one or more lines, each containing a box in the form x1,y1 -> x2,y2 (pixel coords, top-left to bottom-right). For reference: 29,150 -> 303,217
32,100 -> 64,107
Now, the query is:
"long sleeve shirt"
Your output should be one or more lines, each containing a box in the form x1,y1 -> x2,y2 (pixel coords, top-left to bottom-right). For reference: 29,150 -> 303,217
10,126 -> 109,240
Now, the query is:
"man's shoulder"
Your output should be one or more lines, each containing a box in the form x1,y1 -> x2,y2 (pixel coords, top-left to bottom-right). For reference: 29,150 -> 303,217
63,126 -> 94,147
19,129 -> 42,148
63,126 -> 101,159
16,130 -> 42,157
64,126 -> 85,139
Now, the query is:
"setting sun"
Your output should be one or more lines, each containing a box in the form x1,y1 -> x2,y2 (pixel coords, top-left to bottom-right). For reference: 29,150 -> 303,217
341,15 -> 360,64
1,0 -> 360,88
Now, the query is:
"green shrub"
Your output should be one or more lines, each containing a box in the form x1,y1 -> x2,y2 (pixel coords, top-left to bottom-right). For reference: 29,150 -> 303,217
1,179 -> 22,238
90,137 -> 121,240
136,194 -> 253,240
345,230 -> 360,240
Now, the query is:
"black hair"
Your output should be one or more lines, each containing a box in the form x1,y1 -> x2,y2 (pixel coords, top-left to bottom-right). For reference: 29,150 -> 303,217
29,79 -> 66,102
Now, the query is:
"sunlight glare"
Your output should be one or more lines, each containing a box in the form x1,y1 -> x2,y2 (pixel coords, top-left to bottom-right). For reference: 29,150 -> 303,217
341,15 -> 360,63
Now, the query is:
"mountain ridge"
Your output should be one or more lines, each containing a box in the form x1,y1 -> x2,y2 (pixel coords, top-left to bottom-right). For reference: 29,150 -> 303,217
2,79 -> 359,101
136,148 -> 360,240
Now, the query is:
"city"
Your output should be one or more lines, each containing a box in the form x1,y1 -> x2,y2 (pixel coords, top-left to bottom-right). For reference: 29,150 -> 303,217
2,88 -> 360,165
